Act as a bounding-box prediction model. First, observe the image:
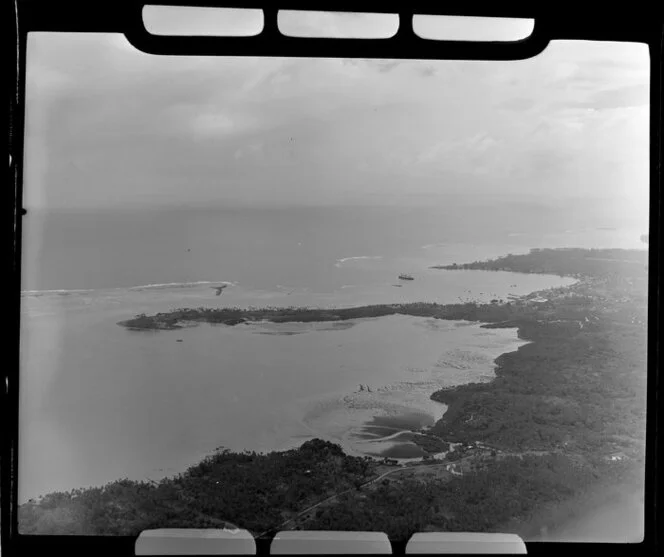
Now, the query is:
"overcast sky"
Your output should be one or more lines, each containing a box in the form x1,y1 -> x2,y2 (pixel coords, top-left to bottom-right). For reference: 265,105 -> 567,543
24,11 -> 649,220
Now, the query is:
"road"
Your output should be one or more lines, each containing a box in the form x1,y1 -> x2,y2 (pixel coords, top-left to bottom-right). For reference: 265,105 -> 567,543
258,448 -> 560,538
258,459 -> 471,538
256,467 -> 408,537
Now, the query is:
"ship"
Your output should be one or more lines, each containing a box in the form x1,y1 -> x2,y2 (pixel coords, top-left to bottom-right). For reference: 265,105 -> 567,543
398,274 -> 415,281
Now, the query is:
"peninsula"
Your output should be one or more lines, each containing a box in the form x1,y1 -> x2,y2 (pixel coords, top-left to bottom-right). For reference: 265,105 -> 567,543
21,248 -> 649,542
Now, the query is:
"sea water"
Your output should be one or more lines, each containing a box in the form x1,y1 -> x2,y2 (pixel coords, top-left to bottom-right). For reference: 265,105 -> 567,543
19,205 -> 640,502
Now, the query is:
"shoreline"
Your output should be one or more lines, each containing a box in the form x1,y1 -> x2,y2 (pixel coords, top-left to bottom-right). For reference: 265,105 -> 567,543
114,247 -> 646,462
118,305 -> 533,459
20,247 -> 648,539
260,318 -> 523,461
113,267 -> 590,461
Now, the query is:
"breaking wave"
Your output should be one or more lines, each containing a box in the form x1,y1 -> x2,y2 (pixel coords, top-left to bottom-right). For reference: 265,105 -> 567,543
334,255 -> 383,268
21,289 -> 95,297
127,280 -> 236,291
21,280 -> 237,297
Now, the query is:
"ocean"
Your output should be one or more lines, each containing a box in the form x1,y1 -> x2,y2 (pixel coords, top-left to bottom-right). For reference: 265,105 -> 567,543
18,204 -> 644,502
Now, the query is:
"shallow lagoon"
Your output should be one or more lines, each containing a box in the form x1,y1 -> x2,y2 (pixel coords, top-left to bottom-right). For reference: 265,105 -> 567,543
19,270 -> 572,502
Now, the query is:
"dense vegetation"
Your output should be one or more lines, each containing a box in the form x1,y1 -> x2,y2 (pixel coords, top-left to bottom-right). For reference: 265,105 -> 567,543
429,248 -> 647,455
119,302 -> 523,330
22,248 -> 649,540
303,453 -> 628,539
408,433 -> 450,454
433,247 -> 648,278
301,250 -> 647,538
18,439 -> 374,536
431,318 -> 647,453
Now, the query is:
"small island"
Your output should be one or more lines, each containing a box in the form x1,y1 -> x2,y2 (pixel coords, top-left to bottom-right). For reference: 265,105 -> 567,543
22,248 -> 648,541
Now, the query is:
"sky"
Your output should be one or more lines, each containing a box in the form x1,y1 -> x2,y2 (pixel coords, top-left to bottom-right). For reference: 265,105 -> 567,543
23,10 -> 650,222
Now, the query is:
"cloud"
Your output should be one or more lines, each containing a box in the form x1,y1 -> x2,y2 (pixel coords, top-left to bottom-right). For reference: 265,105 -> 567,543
23,33 -> 649,210
585,84 -> 649,109
26,66 -> 73,95
373,60 -> 401,73
418,65 -> 437,78
233,143 -> 264,160
542,44 -> 649,95
517,147 -> 575,178
190,112 -> 238,137
341,59 -> 402,74
416,133 -> 500,174
548,83 -> 649,112
498,97 -> 536,111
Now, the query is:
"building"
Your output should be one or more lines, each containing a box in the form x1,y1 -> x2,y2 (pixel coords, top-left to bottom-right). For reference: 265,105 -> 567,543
445,464 -> 463,476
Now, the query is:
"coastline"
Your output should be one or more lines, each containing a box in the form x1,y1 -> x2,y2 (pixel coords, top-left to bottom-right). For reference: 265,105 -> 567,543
111,269 -> 599,461
114,247 -> 647,463
20,248 -> 648,539
116,301 -> 536,459
258,317 -> 526,461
